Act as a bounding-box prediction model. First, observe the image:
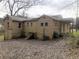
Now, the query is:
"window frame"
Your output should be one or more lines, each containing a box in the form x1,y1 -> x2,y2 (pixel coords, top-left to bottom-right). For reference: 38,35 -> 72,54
41,23 -> 44,26
45,22 -> 48,26
27,23 -> 29,26
18,23 -> 21,28
31,23 -> 32,26
7,22 -> 9,28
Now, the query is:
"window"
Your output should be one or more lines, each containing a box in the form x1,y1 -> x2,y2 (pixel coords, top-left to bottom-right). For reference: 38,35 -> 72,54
7,22 -> 9,28
7,22 -> 10,29
67,24 -> 69,29
27,23 -> 29,26
45,22 -> 48,26
18,23 -> 21,28
31,23 -> 32,26
55,22 -> 58,26
41,23 -> 43,26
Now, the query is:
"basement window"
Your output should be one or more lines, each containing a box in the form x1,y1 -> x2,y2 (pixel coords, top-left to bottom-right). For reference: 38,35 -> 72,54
7,22 -> 9,28
45,22 -> 48,26
41,23 -> 43,26
27,23 -> 29,26
18,23 -> 21,28
55,22 -> 58,26
31,23 -> 32,26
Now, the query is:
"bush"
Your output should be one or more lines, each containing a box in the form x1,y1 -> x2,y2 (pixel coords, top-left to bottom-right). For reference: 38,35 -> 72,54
67,38 -> 79,48
69,31 -> 79,38
29,32 -> 38,39
53,32 -> 60,38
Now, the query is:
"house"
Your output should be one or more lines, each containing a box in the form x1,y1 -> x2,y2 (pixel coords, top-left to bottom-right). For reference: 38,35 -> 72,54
76,17 -> 79,29
0,18 -> 4,32
3,15 -> 72,40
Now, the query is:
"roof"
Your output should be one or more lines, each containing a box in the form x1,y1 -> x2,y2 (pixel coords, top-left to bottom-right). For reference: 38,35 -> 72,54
37,15 -> 63,21
39,15 -> 72,23
52,15 -> 63,20
10,16 -> 31,22
62,18 -> 74,23
4,15 -> 73,23
4,16 -> 38,22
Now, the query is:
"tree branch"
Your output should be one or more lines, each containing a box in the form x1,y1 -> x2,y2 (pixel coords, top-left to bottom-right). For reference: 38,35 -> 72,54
13,4 -> 31,16
2,0 -> 43,16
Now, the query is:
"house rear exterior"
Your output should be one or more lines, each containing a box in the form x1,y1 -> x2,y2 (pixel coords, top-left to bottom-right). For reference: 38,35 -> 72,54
3,15 -> 72,40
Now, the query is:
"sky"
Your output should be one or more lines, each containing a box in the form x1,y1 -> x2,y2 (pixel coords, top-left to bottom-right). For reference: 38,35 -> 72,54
0,0 -> 78,18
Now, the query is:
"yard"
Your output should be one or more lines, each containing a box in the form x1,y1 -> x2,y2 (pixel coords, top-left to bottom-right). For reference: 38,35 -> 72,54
70,31 -> 79,37
0,35 -> 4,41
0,38 -> 79,59
0,32 -> 4,41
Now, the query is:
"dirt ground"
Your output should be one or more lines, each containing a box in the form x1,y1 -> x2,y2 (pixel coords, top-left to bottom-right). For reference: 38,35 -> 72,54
0,38 -> 79,59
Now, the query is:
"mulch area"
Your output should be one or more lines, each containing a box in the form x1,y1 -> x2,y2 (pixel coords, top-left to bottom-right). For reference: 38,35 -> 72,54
0,38 -> 79,59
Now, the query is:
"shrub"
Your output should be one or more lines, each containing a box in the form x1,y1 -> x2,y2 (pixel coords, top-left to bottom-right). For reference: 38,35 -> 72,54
53,32 -> 60,38
29,32 -> 37,39
69,31 -> 79,38
67,38 -> 79,48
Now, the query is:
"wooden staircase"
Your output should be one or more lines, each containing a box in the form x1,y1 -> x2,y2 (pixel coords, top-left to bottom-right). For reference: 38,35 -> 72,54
24,33 -> 33,40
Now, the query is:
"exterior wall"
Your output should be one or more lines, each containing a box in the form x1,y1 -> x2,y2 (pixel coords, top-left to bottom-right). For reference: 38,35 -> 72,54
24,21 -> 35,37
60,23 -> 65,33
64,24 -> 68,33
24,21 -> 37,36
4,17 -> 23,40
59,23 -> 70,33
4,16 -> 71,40
64,23 -> 70,33
24,16 -> 56,40
23,16 -> 71,40
54,21 -> 60,32
12,21 -> 23,38
4,17 -> 13,40
36,16 -> 56,40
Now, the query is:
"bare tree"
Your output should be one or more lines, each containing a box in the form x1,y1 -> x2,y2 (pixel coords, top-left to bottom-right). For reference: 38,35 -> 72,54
0,0 -> 2,2
2,0 -> 42,16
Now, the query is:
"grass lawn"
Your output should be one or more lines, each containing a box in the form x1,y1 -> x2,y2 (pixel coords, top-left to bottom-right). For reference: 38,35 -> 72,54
70,31 -> 79,37
67,31 -> 79,48
0,35 -> 4,41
